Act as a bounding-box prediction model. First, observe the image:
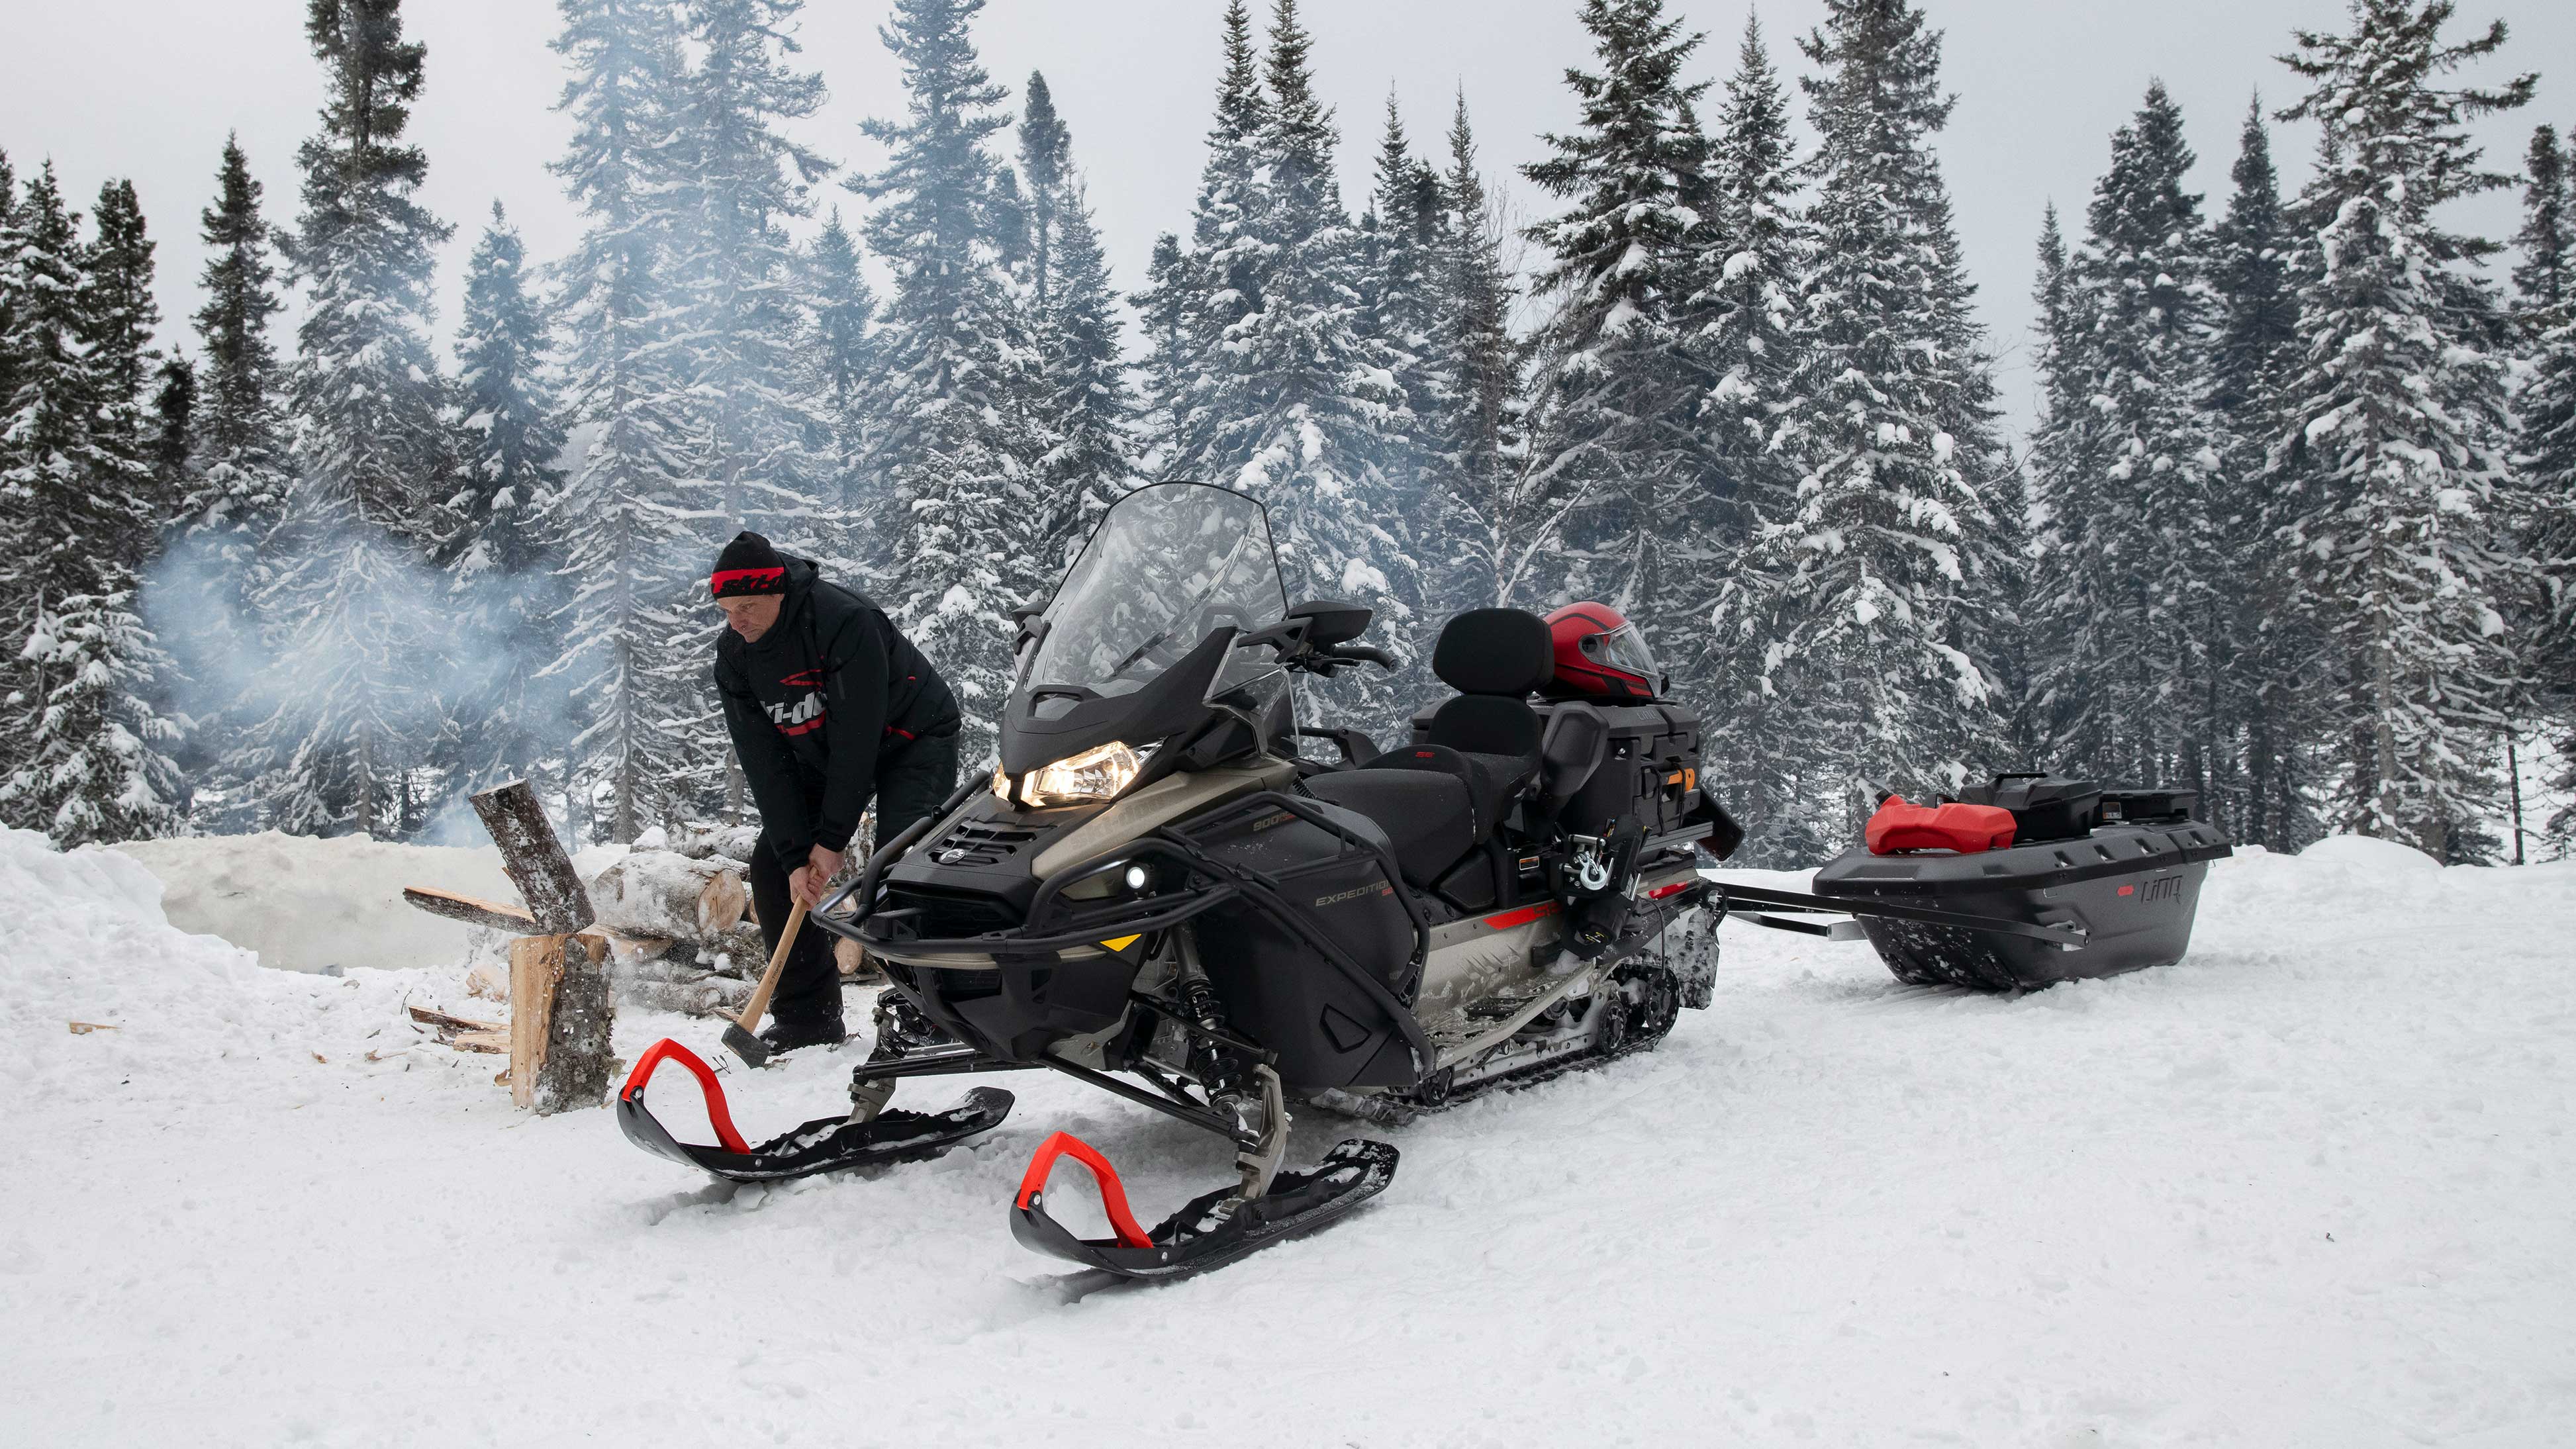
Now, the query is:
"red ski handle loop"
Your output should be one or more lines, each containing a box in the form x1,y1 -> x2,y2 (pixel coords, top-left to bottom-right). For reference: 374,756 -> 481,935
621,1039 -> 751,1156
1014,1131 -> 1154,1249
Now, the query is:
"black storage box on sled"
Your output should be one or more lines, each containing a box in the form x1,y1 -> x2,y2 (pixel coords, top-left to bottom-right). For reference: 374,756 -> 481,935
1813,773 -> 2234,992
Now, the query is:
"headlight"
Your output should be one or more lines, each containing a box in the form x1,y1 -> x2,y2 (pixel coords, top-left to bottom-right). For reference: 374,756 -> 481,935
1017,741 -> 1146,807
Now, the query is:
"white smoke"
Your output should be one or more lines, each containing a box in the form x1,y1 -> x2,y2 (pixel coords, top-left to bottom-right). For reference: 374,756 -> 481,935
143,520 -> 581,839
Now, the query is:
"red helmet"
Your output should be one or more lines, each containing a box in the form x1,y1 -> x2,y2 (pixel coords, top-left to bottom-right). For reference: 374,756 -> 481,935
1545,602 -> 1662,700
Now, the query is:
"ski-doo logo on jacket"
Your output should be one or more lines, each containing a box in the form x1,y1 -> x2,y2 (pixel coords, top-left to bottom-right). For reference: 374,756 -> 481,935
768,669 -> 826,737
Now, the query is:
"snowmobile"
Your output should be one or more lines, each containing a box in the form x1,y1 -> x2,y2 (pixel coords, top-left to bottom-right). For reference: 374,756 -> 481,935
617,481 -> 1747,1278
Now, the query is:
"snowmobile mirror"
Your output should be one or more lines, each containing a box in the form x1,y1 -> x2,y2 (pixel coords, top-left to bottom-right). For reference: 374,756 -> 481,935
1282,598 -> 1372,648
1008,600 -> 1047,627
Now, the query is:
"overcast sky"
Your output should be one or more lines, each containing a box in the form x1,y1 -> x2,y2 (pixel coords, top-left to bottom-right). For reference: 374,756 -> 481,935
5,0 -> 2568,430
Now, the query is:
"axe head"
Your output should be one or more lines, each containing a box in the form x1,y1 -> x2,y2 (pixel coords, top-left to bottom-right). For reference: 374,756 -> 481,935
721,1021 -> 773,1069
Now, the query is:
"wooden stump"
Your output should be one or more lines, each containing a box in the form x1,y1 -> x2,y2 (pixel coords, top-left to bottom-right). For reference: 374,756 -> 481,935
469,781 -> 612,1114
508,933 -> 614,1114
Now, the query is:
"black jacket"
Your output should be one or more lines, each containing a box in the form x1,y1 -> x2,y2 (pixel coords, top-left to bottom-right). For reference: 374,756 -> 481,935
712,557 -> 961,871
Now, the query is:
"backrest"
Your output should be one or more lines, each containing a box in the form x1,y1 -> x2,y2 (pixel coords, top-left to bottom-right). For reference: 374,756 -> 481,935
1432,609 -> 1554,696
1429,695 -> 1542,757
1426,608 -> 1552,760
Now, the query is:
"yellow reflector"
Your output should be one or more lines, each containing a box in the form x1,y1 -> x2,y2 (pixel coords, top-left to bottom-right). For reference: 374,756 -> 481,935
1100,935 -> 1141,954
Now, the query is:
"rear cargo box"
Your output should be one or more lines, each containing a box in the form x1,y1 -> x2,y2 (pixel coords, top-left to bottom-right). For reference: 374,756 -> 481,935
1415,700 -> 1707,839
1816,776 -> 2232,991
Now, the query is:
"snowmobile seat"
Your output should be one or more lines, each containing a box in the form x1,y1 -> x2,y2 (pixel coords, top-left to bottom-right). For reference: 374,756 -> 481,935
1300,610 -> 1556,888
1302,767 -> 1476,890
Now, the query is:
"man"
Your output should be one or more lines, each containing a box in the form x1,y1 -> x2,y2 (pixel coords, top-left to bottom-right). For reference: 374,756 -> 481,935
710,531 -> 961,1052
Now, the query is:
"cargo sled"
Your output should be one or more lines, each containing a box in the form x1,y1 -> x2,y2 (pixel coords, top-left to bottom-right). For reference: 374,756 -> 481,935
1803,774 -> 2233,991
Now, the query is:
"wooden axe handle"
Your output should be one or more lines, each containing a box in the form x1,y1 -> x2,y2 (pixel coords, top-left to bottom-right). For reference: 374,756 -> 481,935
734,898 -> 809,1032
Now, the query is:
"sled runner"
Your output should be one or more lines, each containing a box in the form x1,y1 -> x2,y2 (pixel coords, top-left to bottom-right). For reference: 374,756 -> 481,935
618,483 -> 1737,1276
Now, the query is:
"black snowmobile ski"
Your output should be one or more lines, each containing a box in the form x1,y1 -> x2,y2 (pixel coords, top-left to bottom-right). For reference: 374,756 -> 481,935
617,1039 -> 1012,1183
1011,1131 -> 1399,1280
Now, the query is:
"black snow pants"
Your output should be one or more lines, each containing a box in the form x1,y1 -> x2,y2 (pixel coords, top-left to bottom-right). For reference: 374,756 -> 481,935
749,729 -> 961,1029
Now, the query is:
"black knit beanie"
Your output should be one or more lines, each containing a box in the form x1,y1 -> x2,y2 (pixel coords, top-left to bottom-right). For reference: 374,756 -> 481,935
710,531 -> 788,598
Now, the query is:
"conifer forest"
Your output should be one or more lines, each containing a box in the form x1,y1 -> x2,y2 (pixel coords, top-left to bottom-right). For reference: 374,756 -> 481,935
3,0 -> 2571,868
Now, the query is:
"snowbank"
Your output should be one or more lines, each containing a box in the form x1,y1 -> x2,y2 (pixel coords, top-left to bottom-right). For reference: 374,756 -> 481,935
111,829 -> 517,974
1,827 -> 2570,1445
0,827 -> 489,1107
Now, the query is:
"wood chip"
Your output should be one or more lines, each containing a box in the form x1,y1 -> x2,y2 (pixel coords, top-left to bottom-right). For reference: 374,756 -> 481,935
67,1021 -> 117,1035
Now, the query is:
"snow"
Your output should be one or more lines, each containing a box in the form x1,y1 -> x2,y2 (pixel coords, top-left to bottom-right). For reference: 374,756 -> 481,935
110,830 -> 516,975
5,827 -> 2575,1444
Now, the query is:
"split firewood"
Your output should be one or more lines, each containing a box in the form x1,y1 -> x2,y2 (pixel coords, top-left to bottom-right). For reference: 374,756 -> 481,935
451,1031 -> 510,1055
465,962 -> 507,1002
401,886 -> 540,934
408,1004 -> 506,1042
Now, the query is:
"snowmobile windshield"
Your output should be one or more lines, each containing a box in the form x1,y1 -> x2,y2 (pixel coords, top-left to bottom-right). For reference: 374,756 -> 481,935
1022,483 -> 1291,711
1588,621 -> 1660,682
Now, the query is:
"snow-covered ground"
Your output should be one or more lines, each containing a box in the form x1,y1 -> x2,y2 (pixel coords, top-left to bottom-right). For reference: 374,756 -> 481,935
3,825 -> 2571,1446
113,830 -> 516,975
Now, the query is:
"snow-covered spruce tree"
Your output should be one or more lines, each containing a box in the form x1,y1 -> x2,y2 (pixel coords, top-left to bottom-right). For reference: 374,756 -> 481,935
158,136 -> 296,832
797,207 -> 878,514
1018,74 -> 1138,572
185,136 -> 293,571
1198,0 -> 1421,731
2510,124 -> 2576,851
2032,84 -> 2221,806
2512,124 -> 2569,334
2209,98 -> 2323,849
1357,95 -> 1443,506
853,0 -> 1053,763
0,165 -> 186,844
1744,0 -> 2001,843
546,0 -> 707,842
451,203 -> 565,581
442,201 -> 569,796
1132,230 -> 1192,475
1689,14 -> 1815,854
1520,0 -> 1715,647
2273,0 -> 2534,861
1017,71 -> 1071,312
81,179 -> 171,538
1033,183 -> 1139,571
252,0 -> 459,838
0,150 -> 17,401
151,354 -> 197,506
1165,0 -> 1270,483
669,0 -> 834,562
1415,91 -> 1530,616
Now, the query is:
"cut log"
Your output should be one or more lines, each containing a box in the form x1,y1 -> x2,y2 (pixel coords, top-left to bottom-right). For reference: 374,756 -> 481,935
402,886 -> 540,934
470,780 -> 593,935
587,850 -> 746,941
507,933 -> 614,1114
835,938 -> 874,978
